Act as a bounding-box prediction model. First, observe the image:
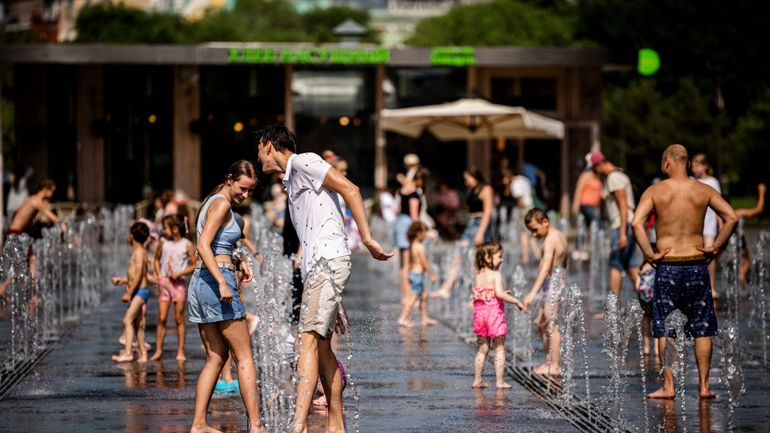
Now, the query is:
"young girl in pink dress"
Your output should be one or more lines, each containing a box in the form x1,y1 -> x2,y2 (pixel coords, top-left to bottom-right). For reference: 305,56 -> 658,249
151,214 -> 195,361
472,242 -> 524,389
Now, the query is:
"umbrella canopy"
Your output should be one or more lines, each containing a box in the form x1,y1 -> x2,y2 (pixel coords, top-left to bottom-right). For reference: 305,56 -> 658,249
380,98 -> 564,141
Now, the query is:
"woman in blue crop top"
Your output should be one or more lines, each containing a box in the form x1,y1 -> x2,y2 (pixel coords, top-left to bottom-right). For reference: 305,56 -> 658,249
187,160 -> 266,433
461,168 -> 495,246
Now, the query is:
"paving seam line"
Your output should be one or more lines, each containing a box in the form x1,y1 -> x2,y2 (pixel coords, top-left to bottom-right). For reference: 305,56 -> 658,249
437,317 -> 632,433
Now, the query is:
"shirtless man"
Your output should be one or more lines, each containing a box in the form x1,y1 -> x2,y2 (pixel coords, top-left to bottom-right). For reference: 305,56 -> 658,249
6,179 -> 59,235
0,179 -> 59,300
522,208 -> 568,376
631,144 -> 738,399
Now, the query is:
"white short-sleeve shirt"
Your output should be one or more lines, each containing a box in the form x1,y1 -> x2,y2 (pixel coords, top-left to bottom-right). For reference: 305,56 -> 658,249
694,176 -> 721,238
510,175 -> 534,209
603,170 -> 636,230
283,153 -> 350,281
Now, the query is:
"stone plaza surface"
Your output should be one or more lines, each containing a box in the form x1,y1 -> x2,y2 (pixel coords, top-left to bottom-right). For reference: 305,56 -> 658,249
0,251 -> 769,432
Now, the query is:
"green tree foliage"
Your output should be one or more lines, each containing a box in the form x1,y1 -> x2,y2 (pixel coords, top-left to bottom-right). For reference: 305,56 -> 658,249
76,4 -> 190,43
574,0 -> 770,189
192,0 -> 306,42
727,90 -> 770,187
407,0 -> 576,46
74,0 -> 375,44
301,6 -> 376,43
602,77 -> 717,181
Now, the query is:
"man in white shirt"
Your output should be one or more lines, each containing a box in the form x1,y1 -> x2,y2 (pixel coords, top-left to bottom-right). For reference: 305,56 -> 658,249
589,151 -> 643,296
256,125 -> 393,433
510,174 -> 539,264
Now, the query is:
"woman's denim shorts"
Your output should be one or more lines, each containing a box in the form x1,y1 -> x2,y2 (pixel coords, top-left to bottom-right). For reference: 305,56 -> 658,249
461,216 -> 493,243
187,267 -> 246,324
394,214 -> 413,250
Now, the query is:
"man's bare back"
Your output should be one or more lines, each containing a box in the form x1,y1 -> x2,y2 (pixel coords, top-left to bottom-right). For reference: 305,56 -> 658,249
633,144 -> 737,261
645,178 -> 725,257
8,185 -> 58,233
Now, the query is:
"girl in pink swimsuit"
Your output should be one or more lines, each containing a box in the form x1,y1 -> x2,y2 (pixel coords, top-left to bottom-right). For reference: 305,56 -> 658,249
151,214 -> 195,361
472,242 -> 524,389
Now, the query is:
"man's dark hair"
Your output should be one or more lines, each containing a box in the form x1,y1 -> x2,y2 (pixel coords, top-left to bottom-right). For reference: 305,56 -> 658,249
130,221 -> 151,244
255,125 -> 297,153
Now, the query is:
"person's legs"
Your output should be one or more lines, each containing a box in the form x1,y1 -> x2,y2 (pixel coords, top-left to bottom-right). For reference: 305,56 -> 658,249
174,300 -> 187,361
534,302 -> 561,376
398,292 -> 418,326
318,337 -> 345,432
151,299 -> 171,360
647,337 -> 676,399
219,352 -> 234,384
136,304 -> 148,362
220,319 -> 265,432
191,323 -> 228,433
473,337 -> 490,388
520,230 -> 530,265
703,236 -> 719,298
293,331 -> 321,433
694,336 -> 715,398
113,296 -> 145,361
399,249 -> 410,305
609,268 -> 623,296
419,290 -> 436,325
492,336 -> 510,388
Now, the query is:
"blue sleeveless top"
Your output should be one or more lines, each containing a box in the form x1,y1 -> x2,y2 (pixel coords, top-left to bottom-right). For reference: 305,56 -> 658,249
196,194 -> 242,256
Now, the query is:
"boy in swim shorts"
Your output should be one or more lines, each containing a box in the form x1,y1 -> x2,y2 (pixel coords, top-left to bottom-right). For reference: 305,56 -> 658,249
111,222 -> 151,363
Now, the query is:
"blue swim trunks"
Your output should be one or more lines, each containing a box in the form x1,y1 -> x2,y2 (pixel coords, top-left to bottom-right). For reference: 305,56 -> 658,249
652,257 -> 717,339
409,272 -> 425,294
131,287 -> 150,302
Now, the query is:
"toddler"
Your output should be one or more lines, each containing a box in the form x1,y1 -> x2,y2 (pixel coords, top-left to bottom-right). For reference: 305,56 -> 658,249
472,242 -> 524,389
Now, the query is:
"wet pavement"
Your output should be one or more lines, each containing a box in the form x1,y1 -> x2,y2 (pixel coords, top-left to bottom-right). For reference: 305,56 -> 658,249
2,245 -> 770,432
0,253 -> 578,433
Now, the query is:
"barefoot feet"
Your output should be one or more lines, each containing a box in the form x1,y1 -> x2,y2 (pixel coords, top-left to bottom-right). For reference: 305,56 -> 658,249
471,381 -> 490,389
150,351 -> 163,361
496,382 -> 512,389
422,317 -> 437,326
190,424 -> 224,433
112,352 -> 133,362
532,364 -> 562,376
646,386 -> 676,399
398,318 -> 412,327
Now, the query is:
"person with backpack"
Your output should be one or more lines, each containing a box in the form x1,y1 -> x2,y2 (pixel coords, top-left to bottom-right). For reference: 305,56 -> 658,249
588,151 -> 643,300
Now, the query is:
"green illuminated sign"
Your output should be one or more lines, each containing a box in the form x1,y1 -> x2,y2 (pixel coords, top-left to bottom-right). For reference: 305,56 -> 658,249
431,47 -> 475,67
638,48 -> 660,76
228,47 -> 390,65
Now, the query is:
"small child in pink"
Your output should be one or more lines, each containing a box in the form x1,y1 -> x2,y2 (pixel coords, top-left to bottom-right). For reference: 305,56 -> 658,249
151,214 -> 195,361
472,242 -> 524,389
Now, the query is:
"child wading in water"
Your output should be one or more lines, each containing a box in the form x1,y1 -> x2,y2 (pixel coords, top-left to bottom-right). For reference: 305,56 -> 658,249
151,214 -> 195,361
398,221 -> 438,327
522,208 -> 567,376
112,222 -> 151,363
472,242 -> 524,389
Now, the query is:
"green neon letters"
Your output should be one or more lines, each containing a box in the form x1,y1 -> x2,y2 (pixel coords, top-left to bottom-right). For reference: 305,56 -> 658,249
430,47 -> 475,67
228,47 -> 391,65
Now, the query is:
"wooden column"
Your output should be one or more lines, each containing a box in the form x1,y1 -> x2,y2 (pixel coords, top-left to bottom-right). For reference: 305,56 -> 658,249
374,64 -> 386,190
15,65 -> 49,186
173,65 -> 201,199
75,65 -> 105,204
465,66 -> 490,178
284,65 -> 294,132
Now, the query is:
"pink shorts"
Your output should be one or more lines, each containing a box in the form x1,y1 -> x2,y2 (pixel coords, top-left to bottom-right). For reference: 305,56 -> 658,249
158,276 -> 187,302
473,300 -> 507,338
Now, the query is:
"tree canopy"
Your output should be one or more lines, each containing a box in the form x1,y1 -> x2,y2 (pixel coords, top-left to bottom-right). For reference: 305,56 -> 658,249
406,0 -> 579,47
74,0 -> 375,44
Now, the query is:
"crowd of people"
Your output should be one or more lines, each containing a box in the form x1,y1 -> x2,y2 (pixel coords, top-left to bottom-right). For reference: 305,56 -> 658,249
1,134 -> 767,431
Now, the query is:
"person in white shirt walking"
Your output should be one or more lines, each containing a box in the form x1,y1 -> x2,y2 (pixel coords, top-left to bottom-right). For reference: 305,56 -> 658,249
255,125 -> 393,433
